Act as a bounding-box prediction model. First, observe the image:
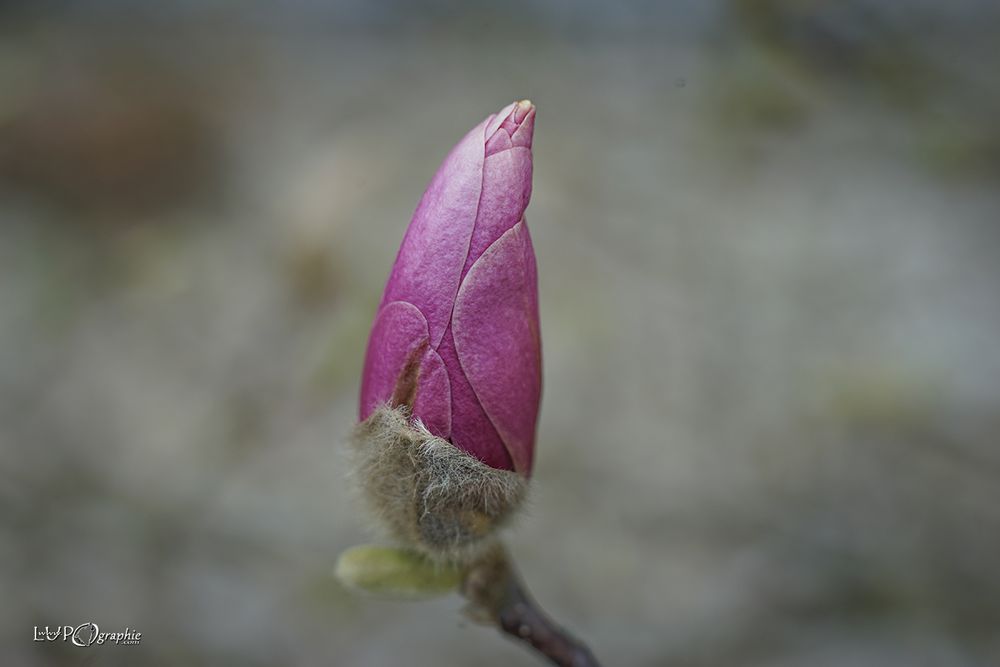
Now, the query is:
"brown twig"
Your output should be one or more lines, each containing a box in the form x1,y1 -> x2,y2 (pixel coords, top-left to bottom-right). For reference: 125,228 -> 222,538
461,544 -> 602,667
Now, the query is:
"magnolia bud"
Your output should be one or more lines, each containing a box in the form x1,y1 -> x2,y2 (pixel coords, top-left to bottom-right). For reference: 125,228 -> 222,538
353,101 -> 540,561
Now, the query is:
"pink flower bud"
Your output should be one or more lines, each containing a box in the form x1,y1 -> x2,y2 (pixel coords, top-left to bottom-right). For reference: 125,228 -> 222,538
360,101 -> 540,476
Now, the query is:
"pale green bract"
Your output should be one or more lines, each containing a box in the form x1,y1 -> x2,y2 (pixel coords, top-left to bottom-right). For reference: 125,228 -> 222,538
335,545 -> 463,599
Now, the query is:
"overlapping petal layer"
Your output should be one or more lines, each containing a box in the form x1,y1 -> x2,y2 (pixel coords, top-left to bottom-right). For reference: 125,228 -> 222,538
453,221 -> 541,474
360,101 -> 540,475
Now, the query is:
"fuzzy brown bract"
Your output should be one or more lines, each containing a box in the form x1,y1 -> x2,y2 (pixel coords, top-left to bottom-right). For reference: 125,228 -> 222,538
350,405 -> 528,563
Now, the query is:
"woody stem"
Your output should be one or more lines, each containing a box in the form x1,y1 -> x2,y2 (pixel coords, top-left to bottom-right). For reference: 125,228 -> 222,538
460,544 -> 602,667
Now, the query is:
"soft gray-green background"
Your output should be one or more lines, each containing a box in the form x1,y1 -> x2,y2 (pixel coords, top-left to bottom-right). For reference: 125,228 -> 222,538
3,2 -> 999,665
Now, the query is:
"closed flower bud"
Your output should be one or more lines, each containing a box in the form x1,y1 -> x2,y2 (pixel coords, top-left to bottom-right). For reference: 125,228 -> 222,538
353,101 -> 540,561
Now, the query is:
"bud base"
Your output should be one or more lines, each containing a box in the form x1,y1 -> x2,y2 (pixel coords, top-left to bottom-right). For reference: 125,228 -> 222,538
350,405 -> 528,563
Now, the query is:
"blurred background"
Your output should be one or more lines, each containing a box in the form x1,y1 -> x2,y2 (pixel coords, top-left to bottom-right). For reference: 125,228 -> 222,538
3,1 -> 999,665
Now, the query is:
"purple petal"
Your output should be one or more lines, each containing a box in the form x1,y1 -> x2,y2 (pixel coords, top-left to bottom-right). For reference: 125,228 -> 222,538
379,118 -> 488,349
510,105 -> 535,148
460,146 -> 533,279
484,102 -> 518,139
461,101 -> 535,279
452,220 -> 541,475
411,346 -> 451,438
359,300 -> 452,438
437,324 -> 514,470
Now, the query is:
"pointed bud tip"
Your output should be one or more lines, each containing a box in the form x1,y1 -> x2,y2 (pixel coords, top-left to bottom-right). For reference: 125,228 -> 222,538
485,100 -> 535,156
514,99 -> 534,123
